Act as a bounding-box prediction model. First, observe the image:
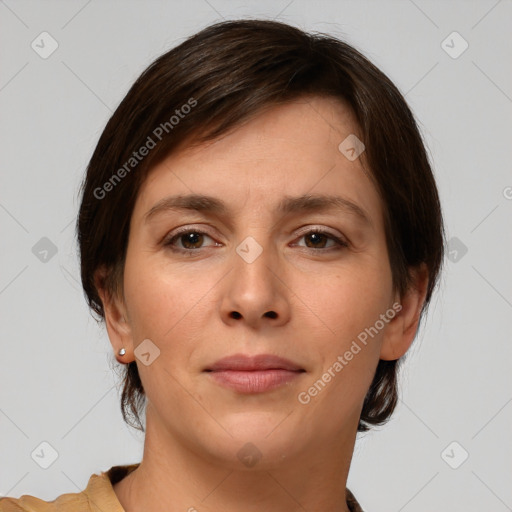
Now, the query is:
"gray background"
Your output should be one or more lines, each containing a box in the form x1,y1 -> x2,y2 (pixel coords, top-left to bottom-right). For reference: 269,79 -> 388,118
1,1 -> 511,511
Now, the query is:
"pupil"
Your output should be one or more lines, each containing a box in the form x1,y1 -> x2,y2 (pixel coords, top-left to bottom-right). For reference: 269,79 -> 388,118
184,233 -> 202,248
307,233 -> 325,248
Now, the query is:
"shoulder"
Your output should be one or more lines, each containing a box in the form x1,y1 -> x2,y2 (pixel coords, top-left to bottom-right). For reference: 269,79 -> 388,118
0,491 -> 90,511
0,464 -> 139,512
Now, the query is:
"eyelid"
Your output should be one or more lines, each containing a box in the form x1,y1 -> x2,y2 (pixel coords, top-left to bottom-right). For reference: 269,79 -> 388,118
168,224 -> 215,236
293,224 -> 344,239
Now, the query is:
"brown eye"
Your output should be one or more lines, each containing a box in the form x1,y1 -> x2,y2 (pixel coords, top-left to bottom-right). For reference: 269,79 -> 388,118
165,229 -> 216,252
178,232 -> 205,249
304,232 -> 330,248
295,230 -> 348,251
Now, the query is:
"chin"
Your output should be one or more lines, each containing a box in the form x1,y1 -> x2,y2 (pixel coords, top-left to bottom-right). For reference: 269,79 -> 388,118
220,409 -> 291,436
205,413 -> 304,464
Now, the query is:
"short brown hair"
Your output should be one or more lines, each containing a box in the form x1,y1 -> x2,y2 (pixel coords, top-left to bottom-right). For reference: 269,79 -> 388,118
77,19 -> 444,433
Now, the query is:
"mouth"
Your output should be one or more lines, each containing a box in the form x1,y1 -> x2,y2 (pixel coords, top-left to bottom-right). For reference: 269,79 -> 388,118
204,353 -> 305,394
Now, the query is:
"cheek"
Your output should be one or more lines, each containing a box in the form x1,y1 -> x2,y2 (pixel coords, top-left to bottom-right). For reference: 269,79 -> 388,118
123,253 -> 184,341
295,256 -> 393,410
299,259 -> 393,343
295,272 -> 391,427
122,251 -> 221,362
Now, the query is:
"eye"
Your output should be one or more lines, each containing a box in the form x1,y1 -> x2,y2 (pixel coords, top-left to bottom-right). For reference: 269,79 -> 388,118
164,228 -> 219,252
293,229 -> 348,251
163,226 -> 348,254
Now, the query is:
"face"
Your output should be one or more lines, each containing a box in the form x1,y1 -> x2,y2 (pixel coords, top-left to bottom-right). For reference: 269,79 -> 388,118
107,96 -> 403,468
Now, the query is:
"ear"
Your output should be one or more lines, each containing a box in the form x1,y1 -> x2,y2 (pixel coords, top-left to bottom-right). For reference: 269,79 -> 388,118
380,264 -> 429,361
94,265 -> 135,363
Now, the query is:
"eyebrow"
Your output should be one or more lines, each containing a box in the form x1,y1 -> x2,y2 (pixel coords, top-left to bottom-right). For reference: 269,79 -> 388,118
144,193 -> 371,225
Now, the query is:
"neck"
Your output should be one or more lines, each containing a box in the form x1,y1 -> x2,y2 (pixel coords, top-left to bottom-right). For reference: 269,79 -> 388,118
114,409 -> 358,512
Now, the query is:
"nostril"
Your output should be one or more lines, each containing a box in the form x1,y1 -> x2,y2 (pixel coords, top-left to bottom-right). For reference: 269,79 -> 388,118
265,311 -> 277,319
230,311 -> 242,319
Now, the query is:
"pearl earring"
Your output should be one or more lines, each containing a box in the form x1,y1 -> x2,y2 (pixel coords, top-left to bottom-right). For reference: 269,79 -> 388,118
118,348 -> 126,356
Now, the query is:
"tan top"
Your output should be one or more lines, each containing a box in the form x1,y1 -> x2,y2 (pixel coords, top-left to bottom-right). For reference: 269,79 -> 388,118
0,464 -> 364,511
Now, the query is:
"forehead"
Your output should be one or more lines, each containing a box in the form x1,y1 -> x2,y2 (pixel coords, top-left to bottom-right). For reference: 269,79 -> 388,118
132,96 -> 382,226
189,95 -> 360,163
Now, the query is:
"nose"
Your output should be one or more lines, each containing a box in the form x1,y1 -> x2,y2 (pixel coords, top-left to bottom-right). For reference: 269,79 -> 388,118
220,236 -> 291,329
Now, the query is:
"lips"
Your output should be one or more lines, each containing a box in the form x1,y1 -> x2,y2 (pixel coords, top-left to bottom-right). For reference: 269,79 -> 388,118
204,354 -> 305,394
204,353 -> 304,372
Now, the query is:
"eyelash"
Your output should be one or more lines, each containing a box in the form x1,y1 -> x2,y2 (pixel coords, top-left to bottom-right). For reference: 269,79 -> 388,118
163,227 -> 348,254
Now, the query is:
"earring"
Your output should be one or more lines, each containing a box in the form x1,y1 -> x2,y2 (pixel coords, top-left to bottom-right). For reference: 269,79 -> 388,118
118,348 -> 126,356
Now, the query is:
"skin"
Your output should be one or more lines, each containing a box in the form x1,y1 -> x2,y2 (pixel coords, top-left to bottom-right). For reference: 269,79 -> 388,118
96,96 -> 428,512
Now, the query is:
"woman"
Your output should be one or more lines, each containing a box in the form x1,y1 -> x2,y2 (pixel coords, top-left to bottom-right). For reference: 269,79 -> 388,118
0,18 -> 444,512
